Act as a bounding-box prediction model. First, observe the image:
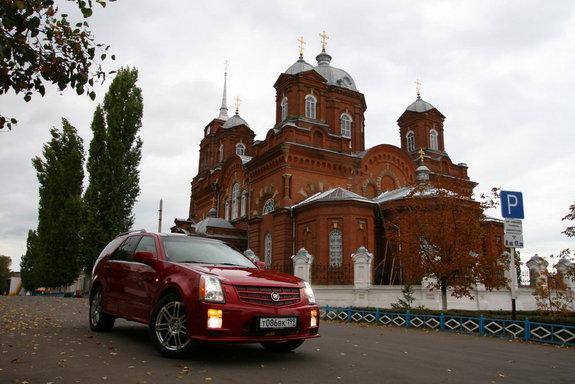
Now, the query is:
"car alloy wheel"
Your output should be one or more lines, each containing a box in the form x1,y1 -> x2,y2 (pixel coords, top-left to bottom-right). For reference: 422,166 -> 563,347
150,294 -> 193,357
89,288 -> 115,332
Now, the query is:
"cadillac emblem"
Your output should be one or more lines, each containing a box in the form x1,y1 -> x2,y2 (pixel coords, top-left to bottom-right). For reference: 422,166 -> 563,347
270,292 -> 280,301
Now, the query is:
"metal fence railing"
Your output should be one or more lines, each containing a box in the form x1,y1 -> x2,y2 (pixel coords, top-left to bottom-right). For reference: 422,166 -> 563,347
321,306 -> 575,347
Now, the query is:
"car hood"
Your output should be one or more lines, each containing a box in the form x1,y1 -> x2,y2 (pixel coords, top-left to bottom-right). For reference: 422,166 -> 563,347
185,264 -> 303,287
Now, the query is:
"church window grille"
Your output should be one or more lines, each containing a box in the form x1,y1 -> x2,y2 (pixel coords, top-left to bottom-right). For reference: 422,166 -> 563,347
231,183 -> 240,219
329,229 -> 343,267
236,142 -> 245,156
264,232 -> 272,268
281,97 -> 288,121
240,191 -> 247,217
430,129 -> 438,150
407,131 -> 415,152
341,113 -> 352,138
263,198 -> 275,215
305,95 -> 317,119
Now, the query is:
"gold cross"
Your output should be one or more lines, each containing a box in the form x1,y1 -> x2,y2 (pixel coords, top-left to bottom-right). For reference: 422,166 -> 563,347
298,36 -> 306,57
224,60 -> 229,74
319,30 -> 329,51
418,148 -> 425,162
415,79 -> 422,97
234,96 -> 242,113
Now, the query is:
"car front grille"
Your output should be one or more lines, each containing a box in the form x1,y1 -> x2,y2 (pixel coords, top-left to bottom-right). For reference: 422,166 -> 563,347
235,285 -> 301,306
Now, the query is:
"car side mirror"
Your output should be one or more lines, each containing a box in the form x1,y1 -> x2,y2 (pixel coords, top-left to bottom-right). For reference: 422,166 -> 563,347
255,261 -> 266,270
134,251 -> 156,267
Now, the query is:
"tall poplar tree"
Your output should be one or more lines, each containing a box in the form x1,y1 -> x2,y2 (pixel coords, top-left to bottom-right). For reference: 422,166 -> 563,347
20,230 -> 40,291
31,120 -> 85,287
82,67 -> 143,271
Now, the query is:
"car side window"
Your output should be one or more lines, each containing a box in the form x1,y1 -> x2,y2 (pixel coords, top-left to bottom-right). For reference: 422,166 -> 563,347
135,236 -> 157,256
110,235 -> 142,262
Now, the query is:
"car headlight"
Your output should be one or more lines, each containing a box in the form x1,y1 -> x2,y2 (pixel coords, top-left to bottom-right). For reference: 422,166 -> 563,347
200,275 -> 225,303
303,281 -> 316,305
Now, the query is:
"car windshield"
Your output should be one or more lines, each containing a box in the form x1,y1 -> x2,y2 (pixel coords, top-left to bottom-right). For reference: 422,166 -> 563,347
162,237 -> 255,268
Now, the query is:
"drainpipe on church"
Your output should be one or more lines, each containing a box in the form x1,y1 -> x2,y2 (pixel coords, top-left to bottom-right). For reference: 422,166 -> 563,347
290,206 -> 296,258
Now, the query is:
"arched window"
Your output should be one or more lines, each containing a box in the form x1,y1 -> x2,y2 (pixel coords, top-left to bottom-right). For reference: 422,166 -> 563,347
329,229 -> 343,267
305,95 -> 317,119
235,142 -> 245,156
240,191 -> 247,217
340,113 -> 352,138
430,129 -> 438,150
231,183 -> 240,219
281,97 -> 288,121
406,131 -> 415,152
264,232 -> 272,268
262,198 -> 275,215
218,143 -> 224,162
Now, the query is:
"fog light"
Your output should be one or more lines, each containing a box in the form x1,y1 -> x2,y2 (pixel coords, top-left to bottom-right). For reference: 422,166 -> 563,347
207,309 -> 223,329
310,309 -> 318,327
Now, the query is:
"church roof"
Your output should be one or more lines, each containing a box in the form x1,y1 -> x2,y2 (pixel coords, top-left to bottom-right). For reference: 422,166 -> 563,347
313,50 -> 357,91
238,154 -> 252,164
293,187 -> 373,208
194,215 -> 236,234
406,96 -> 435,113
374,186 -> 415,203
222,112 -> 250,128
285,57 -> 314,75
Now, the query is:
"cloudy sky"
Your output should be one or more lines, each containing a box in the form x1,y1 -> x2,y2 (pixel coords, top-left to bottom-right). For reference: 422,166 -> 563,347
2,0 -> 574,271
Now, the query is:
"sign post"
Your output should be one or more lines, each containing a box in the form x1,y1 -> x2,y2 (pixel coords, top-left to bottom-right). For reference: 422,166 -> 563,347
500,190 -> 524,320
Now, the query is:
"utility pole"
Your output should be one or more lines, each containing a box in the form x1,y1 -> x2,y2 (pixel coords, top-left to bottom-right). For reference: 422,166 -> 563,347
158,199 -> 163,233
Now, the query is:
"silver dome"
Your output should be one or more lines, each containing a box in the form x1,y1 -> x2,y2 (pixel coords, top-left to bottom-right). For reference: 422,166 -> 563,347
285,57 -> 314,75
313,50 -> 357,91
222,113 -> 250,129
406,97 -> 435,113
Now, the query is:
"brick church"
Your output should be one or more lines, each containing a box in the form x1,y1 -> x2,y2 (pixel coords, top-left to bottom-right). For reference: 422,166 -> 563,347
173,35 -> 504,285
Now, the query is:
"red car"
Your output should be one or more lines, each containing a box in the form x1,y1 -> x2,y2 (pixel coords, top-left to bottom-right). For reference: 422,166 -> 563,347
89,231 -> 320,357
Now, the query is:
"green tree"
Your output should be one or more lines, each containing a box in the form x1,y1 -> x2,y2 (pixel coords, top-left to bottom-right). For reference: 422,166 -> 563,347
81,67 -> 143,271
20,229 -> 40,291
32,119 -> 85,287
0,0 -> 116,130
0,255 -> 11,294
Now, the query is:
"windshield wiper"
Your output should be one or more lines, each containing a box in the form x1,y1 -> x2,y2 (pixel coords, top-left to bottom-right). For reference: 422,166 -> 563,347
217,262 -> 245,267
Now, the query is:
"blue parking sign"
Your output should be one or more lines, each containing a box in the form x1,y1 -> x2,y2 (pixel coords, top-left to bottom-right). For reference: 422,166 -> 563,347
501,190 -> 524,219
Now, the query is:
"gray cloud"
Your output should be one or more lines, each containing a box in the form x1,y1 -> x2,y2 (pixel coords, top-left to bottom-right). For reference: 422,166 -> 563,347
1,0 -> 573,269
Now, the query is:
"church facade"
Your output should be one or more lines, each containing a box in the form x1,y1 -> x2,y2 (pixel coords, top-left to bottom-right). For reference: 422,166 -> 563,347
173,39 -> 504,286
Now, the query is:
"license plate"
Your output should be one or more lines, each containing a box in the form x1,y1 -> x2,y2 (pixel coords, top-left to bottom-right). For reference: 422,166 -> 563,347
258,317 -> 297,329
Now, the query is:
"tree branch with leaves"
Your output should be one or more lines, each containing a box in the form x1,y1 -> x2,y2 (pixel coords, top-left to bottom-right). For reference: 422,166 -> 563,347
0,0 -> 116,130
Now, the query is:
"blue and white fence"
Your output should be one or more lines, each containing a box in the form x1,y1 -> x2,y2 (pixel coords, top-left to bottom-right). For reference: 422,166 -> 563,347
321,306 -> 575,347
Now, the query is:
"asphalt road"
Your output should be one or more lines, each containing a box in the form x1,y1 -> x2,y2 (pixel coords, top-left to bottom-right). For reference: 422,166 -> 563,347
1,296 -> 573,384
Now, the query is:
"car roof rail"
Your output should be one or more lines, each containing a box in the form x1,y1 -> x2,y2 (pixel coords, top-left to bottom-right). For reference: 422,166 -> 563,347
117,228 -> 147,236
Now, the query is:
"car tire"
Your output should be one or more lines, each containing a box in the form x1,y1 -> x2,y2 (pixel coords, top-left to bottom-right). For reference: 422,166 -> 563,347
149,293 -> 194,358
261,339 -> 305,353
89,288 -> 116,332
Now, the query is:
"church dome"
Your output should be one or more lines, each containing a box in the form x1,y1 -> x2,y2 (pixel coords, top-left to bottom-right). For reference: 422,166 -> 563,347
222,112 -> 250,129
285,57 -> 314,75
313,50 -> 357,91
406,96 -> 435,113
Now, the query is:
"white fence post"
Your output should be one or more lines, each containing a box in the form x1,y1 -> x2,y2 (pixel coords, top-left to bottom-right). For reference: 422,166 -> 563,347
292,248 -> 313,282
352,246 -> 373,289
